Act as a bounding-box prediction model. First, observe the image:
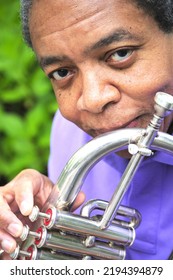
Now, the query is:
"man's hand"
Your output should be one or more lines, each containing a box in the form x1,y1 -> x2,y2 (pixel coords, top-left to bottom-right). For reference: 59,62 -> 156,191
0,169 -> 85,259
0,169 -> 54,255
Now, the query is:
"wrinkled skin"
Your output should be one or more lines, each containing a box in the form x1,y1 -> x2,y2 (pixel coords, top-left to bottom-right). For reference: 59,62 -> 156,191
1,0 -> 173,258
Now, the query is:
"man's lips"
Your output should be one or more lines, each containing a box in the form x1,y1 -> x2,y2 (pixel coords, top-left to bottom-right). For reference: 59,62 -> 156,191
90,116 -> 141,137
125,117 -> 140,128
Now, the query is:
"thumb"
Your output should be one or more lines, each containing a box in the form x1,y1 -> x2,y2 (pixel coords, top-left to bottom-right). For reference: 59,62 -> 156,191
71,191 -> 86,211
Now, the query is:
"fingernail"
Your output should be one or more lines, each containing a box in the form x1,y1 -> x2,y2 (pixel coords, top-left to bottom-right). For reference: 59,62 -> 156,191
20,201 -> 31,215
7,223 -> 22,237
1,240 -> 14,253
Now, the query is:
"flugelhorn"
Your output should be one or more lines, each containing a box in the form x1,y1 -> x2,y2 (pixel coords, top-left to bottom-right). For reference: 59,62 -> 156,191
10,92 -> 173,260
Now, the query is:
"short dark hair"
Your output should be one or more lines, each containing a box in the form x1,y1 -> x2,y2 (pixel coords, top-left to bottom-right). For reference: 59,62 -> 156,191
20,0 -> 33,47
20,0 -> 173,48
133,0 -> 173,33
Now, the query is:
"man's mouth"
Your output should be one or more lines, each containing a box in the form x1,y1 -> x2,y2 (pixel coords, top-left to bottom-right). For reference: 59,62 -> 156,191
89,115 -> 143,138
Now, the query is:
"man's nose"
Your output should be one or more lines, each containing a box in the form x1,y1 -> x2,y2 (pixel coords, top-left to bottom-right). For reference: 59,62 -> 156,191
77,71 -> 121,113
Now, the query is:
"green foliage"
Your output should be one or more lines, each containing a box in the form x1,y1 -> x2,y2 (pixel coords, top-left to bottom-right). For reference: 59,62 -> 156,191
0,1 -> 57,184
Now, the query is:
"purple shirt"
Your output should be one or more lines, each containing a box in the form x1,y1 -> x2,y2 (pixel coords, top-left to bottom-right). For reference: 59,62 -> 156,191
48,110 -> 173,260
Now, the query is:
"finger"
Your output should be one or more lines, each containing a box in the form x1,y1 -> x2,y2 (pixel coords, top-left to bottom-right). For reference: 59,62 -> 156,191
71,191 -> 86,211
0,195 -> 23,238
0,252 -> 12,260
0,228 -> 17,254
11,169 -> 53,216
9,170 -> 38,216
15,183 -> 34,216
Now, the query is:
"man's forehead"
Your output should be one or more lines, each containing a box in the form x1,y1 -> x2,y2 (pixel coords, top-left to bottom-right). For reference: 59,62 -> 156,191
30,0 -> 142,40
30,0 -> 111,34
30,0 -> 154,58
29,1 -> 108,42
31,0 -> 107,17
30,0 -> 137,26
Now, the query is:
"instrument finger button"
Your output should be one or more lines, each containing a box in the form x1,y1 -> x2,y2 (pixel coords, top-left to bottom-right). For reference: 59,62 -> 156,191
34,226 -> 47,248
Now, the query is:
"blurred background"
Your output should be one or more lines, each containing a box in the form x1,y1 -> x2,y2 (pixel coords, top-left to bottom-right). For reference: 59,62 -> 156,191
0,1 -> 57,185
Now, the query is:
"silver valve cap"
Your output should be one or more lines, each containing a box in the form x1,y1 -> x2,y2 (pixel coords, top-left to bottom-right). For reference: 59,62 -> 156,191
154,92 -> 173,117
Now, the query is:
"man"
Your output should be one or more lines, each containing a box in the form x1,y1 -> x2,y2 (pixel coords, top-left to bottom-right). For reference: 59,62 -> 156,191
0,0 -> 173,259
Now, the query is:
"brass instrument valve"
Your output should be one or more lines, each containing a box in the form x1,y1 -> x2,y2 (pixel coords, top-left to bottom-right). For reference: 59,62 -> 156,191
10,244 -> 37,260
29,205 -> 51,222
20,225 -> 41,241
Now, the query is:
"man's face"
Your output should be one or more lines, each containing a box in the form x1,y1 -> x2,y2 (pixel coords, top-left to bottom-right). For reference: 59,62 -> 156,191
30,0 -> 173,138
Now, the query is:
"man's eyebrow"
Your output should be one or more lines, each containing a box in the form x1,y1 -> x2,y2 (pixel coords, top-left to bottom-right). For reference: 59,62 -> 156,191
39,29 -> 141,68
39,55 -> 70,69
84,29 -> 141,53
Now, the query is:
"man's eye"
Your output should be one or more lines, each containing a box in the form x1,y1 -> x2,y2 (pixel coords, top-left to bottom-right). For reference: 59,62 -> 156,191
48,68 -> 70,80
110,49 -> 133,62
